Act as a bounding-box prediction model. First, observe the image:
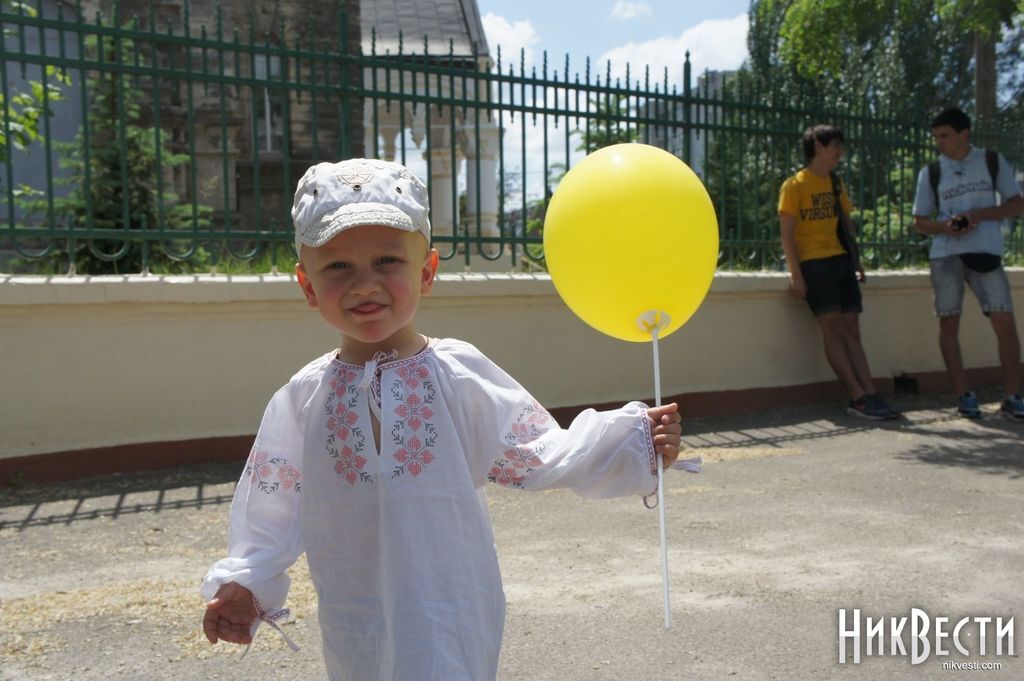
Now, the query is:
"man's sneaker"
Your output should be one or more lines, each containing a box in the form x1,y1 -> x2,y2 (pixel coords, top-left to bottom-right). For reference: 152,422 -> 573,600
958,391 -> 982,419
866,394 -> 901,420
847,396 -> 890,420
999,394 -> 1024,421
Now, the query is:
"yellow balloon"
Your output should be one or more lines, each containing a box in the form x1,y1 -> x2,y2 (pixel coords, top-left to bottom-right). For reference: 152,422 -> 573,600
543,143 -> 719,342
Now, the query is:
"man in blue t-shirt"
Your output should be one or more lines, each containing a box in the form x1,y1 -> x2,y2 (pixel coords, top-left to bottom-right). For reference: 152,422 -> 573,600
912,107 -> 1024,420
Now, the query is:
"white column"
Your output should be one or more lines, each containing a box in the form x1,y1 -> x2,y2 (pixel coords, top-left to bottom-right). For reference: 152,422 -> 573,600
464,117 -> 500,257
364,101 -> 403,161
427,145 -> 456,249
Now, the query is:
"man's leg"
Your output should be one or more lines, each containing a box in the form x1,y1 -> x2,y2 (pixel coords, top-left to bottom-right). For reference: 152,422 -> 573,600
967,266 -> 1020,399
930,257 -> 968,396
938,314 -> 969,396
839,312 -> 877,396
817,313 -> 867,400
989,311 -> 1021,396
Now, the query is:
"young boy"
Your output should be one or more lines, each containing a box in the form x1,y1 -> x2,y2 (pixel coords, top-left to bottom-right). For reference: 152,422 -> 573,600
778,124 -> 900,420
201,158 -> 684,681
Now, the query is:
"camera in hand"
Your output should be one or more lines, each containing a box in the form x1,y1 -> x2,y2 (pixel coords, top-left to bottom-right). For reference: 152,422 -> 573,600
952,215 -> 969,231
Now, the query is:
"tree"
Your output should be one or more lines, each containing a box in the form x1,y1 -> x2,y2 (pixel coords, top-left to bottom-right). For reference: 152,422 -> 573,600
0,2 -> 69,166
740,0 -> 1023,271
747,0 -> 1023,122
935,0 -> 1021,123
18,23 -> 211,274
573,94 -> 640,154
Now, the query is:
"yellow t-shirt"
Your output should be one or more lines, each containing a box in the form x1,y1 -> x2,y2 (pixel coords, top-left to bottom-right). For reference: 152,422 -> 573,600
777,169 -> 853,262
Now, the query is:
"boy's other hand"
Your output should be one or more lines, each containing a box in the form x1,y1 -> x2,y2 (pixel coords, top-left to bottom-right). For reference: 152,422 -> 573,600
647,403 -> 682,468
203,581 -> 258,645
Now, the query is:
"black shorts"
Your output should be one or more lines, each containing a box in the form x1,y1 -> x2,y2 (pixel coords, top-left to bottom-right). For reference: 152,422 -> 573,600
800,254 -> 862,317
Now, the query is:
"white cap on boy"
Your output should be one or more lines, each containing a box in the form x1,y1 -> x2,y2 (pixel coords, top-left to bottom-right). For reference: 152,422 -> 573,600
291,158 -> 431,254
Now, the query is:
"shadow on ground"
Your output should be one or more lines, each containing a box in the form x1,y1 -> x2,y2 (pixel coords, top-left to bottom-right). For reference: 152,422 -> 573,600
0,460 -> 242,531
3,389 -> 1021,531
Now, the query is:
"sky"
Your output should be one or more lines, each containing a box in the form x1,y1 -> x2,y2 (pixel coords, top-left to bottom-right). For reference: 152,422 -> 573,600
388,2 -> 754,204
476,0 -> 751,87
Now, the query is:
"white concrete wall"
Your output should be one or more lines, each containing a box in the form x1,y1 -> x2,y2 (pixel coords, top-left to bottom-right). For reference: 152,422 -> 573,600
2,270 -> 1021,458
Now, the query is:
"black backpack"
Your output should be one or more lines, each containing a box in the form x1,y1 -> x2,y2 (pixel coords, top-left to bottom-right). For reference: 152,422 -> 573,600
927,149 -> 999,210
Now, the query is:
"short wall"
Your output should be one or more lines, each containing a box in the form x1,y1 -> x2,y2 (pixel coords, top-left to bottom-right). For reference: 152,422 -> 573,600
2,270 -> 1021,475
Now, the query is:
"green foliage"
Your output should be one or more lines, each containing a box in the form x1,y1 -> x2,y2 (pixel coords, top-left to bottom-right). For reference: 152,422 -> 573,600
200,247 -> 293,275
747,0 -> 1024,119
701,73 -> 799,270
935,0 -> 1021,36
572,95 -> 640,154
853,151 -> 931,268
18,24 -> 213,274
732,0 -> 1024,270
0,2 -> 70,163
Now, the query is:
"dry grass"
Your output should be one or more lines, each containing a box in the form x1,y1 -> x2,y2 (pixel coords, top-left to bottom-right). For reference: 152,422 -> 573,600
684,446 -> 804,463
0,555 -> 319,663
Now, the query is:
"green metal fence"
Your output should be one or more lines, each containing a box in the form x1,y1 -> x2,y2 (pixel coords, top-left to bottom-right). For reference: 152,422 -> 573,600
2,0 -> 1022,275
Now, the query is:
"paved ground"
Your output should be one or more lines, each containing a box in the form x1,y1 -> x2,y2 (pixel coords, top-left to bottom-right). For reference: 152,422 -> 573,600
1,391 -> 1021,680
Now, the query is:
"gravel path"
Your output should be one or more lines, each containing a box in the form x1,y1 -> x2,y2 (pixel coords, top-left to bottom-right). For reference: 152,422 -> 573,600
2,393 -> 1021,680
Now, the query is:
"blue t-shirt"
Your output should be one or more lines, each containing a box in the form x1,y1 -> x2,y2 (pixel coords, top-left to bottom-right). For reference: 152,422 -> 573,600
912,146 -> 1022,259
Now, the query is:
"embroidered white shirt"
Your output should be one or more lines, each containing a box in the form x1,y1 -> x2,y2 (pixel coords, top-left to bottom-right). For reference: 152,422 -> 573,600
201,338 -> 659,681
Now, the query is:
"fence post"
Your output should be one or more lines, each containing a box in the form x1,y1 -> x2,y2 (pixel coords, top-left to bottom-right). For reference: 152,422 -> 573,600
338,0 -> 363,159
683,51 -> 691,166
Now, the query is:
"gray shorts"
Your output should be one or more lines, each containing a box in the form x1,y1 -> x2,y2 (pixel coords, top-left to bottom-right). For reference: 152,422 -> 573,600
929,255 -> 1014,318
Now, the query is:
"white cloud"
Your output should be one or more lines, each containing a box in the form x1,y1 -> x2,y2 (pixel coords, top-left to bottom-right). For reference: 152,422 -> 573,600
597,14 -> 748,87
481,12 -> 541,69
610,1 -> 653,21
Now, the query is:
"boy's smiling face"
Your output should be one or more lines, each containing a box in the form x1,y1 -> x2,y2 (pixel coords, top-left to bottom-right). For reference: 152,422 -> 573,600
296,225 -> 438,362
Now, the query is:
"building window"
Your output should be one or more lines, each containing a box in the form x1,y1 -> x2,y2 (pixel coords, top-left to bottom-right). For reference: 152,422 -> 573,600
253,56 -> 284,153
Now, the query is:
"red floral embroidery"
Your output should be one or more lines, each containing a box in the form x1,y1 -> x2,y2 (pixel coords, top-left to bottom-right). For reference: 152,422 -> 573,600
334,444 -> 368,486
393,392 -> 434,431
329,369 -> 357,397
489,402 -> 554,489
489,464 -> 525,487
326,364 -> 372,487
389,357 -> 438,478
246,449 -> 302,494
396,364 -> 430,389
503,445 -> 543,471
394,433 -> 436,477
326,408 -> 359,440
276,463 -> 301,491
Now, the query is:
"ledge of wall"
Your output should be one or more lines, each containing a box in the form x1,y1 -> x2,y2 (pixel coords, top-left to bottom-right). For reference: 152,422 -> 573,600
0,268 -> 946,305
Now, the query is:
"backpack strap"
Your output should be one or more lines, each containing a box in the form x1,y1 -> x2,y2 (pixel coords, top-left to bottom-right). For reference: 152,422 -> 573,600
931,150 -> 1000,212
830,171 -> 857,262
984,149 -> 999,193
829,171 -> 843,225
928,160 -> 941,211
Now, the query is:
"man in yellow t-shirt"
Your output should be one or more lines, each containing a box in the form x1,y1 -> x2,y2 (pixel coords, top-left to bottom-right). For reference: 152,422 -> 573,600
778,124 -> 899,420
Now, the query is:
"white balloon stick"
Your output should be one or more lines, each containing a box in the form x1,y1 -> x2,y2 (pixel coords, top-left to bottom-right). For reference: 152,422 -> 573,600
651,326 -> 671,630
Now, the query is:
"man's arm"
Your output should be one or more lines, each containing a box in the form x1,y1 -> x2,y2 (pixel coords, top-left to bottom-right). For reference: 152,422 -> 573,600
916,195 -> 1022,235
913,214 -> 956,236
966,194 -> 1023,224
911,165 -> 951,236
779,212 -> 806,299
